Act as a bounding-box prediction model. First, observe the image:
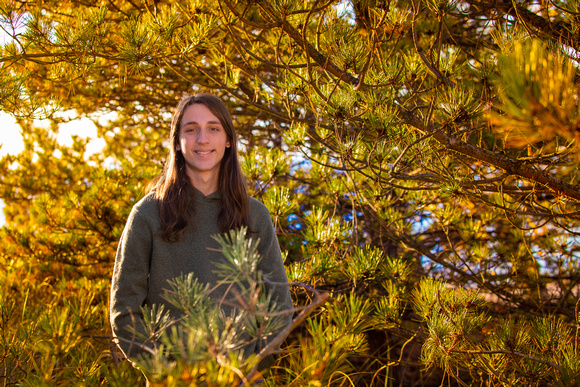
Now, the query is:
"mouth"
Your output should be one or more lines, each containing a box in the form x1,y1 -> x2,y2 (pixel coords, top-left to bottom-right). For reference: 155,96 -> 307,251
195,150 -> 214,156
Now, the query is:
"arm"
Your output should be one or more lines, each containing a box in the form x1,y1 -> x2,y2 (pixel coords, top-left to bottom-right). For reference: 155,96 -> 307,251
110,206 -> 154,360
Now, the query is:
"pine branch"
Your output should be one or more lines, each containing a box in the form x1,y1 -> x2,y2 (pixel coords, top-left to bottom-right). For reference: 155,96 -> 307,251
397,106 -> 580,202
411,0 -> 454,86
244,281 -> 330,384
256,1 -> 360,87
449,348 -> 562,373
505,2 -> 580,49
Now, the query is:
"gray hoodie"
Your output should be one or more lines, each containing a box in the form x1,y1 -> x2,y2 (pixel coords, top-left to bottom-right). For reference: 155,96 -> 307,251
110,188 -> 293,370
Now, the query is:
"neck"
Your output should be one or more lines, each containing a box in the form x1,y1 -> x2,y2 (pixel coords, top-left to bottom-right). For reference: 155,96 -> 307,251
188,172 -> 219,196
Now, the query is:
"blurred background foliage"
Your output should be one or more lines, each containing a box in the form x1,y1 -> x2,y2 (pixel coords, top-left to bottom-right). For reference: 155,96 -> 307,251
1,0 -> 580,385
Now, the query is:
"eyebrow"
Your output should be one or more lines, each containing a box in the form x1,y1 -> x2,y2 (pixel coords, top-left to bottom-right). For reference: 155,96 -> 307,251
182,120 -> 222,126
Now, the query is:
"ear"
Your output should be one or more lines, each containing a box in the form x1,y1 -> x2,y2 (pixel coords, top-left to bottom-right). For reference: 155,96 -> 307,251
176,144 -> 181,151
226,141 -> 231,148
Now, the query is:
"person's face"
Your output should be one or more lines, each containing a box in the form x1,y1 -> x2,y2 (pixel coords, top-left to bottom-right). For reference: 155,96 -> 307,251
177,103 -> 231,184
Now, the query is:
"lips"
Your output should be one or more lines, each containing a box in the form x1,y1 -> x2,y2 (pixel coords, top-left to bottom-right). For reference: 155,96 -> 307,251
195,150 -> 214,156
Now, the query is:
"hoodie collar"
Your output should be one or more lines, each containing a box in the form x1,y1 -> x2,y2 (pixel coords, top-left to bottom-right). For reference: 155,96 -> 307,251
192,186 -> 222,201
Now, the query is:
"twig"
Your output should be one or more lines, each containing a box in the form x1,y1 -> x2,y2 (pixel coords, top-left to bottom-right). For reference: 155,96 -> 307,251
244,283 -> 331,383
449,348 -> 562,372
410,0 -> 455,86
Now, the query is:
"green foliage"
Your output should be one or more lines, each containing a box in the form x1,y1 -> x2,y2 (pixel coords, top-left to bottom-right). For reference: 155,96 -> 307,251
0,253 -> 142,385
278,294 -> 372,386
341,246 -> 383,286
414,278 -> 489,369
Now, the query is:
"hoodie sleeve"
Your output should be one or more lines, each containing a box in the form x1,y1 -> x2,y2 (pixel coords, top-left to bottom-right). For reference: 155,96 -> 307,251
110,205 -> 154,360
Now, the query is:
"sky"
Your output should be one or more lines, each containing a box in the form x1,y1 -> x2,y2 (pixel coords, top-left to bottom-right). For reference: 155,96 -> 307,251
0,114 -> 23,226
0,112 -> 108,157
0,111 -> 106,159
0,113 -> 25,156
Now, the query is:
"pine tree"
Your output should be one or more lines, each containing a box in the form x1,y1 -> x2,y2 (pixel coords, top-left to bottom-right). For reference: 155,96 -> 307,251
1,0 -> 579,385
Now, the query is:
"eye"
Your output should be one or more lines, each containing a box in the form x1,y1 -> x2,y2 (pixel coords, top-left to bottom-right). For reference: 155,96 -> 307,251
210,127 -> 220,131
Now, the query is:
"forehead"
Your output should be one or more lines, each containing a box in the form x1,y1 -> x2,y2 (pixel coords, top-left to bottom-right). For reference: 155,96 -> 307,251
180,103 -> 221,127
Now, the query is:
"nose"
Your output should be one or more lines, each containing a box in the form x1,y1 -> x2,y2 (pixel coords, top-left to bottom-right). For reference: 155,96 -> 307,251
196,128 -> 209,144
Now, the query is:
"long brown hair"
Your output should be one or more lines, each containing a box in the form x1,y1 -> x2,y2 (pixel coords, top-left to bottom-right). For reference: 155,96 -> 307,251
153,94 -> 249,241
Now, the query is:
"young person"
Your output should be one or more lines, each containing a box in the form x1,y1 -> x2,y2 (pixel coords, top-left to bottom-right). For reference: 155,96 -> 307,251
110,94 -> 294,374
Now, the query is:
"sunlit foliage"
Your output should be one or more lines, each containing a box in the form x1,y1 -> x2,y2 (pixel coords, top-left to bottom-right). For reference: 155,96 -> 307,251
1,0 -> 580,385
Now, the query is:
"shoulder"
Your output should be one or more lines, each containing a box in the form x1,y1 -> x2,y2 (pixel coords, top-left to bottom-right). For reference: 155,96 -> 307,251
247,196 -> 275,231
118,192 -> 161,240
128,191 -> 160,222
247,195 -> 271,220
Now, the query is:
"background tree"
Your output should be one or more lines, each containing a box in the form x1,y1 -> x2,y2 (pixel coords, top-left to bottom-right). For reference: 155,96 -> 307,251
1,0 -> 579,385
